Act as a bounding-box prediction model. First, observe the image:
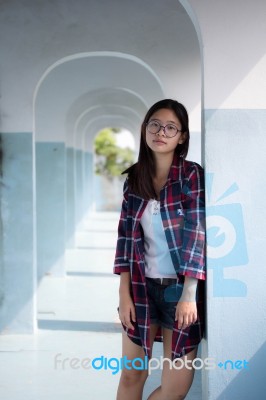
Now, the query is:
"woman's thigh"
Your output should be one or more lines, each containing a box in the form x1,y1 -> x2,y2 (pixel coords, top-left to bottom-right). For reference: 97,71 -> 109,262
161,327 -> 197,398
118,325 -> 159,389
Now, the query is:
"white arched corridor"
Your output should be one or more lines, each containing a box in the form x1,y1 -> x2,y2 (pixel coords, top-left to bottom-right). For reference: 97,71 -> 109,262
0,0 -> 266,399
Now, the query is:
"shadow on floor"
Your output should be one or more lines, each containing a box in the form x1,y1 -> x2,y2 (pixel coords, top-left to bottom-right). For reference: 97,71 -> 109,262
38,320 -> 121,333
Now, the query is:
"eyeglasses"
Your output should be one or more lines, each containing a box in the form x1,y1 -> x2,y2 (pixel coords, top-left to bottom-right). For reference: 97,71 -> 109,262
146,121 -> 182,138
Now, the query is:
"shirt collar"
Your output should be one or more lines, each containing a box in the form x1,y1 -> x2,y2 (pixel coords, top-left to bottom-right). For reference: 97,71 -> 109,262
167,153 -> 184,182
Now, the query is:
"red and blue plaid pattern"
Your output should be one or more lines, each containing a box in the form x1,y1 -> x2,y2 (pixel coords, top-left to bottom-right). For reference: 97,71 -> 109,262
114,155 -> 206,360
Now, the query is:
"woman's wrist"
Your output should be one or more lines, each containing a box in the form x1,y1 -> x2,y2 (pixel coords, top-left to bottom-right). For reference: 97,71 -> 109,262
119,272 -> 131,296
119,287 -> 131,297
179,276 -> 198,302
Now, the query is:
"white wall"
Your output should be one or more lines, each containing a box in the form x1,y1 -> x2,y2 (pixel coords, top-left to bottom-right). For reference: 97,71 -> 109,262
182,1 -> 266,398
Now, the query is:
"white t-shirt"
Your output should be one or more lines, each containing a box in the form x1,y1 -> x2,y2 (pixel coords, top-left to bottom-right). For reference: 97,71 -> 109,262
140,199 -> 177,278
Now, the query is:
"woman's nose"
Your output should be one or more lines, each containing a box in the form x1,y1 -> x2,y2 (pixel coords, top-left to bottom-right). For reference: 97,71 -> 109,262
156,126 -> 166,136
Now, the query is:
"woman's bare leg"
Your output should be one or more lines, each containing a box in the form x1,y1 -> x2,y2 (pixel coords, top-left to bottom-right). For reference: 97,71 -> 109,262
116,325 -> 159,400
147,328 -> 197,400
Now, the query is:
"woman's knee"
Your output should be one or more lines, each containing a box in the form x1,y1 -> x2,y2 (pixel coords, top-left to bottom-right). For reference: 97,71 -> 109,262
161,390 -> 186,400
174,395 -> 186,400
173,394 -> 186,400
120,368 -> 148,387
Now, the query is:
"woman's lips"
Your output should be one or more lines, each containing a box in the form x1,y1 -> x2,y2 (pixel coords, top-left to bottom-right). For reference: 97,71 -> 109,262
153,140 -> 166,145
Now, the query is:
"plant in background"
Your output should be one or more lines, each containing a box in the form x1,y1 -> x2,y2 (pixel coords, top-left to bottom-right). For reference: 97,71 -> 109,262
94,128 -> 134,180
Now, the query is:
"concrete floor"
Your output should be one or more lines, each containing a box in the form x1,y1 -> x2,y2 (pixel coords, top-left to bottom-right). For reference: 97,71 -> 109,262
0,212 -> 202,399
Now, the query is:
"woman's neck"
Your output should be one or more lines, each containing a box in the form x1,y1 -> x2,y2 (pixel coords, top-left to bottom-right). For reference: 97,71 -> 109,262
153,152 -> 174,180
152,152 -> 174,198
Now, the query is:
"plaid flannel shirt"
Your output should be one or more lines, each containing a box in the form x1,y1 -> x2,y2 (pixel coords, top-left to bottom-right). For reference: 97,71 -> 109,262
114,155 -> 206,359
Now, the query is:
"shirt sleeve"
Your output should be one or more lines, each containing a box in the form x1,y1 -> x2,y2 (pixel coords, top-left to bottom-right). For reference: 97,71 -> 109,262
113,178 -> 130,274
179,163 -> 206,280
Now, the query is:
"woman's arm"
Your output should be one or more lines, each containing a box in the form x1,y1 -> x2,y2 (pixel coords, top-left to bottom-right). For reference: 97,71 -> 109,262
114,178 -> 130,274
175,276 -> 198,329
179,162 -> 206,280
118,272 -> 136,330
114,179 -> 136,330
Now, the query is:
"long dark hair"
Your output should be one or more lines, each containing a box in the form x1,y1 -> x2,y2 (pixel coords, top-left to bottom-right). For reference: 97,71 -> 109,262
124,99 -> 190,199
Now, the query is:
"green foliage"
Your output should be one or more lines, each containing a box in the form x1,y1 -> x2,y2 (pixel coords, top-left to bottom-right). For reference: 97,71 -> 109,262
94,128 -> 134,180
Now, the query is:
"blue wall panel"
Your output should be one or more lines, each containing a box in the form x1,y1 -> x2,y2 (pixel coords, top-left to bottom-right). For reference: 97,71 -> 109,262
74,149 -> 84,227
83,152 -> 93,214
0,132 -> 34,333
66,147 -> 75,248
36,142 -> 66,278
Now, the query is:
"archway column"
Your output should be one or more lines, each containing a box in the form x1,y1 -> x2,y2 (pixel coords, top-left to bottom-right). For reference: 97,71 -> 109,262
66,146 -> 76,248
0,132 -> 36,333
36,141 -> 66,278
83,151 -> 94,215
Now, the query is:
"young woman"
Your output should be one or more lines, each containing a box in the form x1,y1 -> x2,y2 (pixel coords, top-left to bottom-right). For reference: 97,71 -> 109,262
114,99 -> 206,400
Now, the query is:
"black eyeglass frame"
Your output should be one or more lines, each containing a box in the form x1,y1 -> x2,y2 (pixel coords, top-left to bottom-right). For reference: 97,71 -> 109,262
146,121 -> 182,138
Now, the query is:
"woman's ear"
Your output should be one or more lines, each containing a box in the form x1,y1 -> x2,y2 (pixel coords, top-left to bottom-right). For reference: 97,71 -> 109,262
178,132 -> 187,144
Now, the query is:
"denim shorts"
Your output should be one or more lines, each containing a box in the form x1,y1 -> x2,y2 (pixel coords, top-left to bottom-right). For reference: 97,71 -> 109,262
146,277 -> 182,330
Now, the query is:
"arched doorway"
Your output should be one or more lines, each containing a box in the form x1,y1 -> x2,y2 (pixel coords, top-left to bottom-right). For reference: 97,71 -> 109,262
33,52 -> 164,279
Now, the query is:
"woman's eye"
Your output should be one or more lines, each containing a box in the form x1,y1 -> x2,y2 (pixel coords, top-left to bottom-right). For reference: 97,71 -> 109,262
167,125 -> 176,131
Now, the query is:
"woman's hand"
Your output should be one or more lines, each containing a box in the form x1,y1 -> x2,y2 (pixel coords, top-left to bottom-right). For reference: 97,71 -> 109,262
175,276 -> 198,329
118,292 -> 136,330
175,301 -> 197,330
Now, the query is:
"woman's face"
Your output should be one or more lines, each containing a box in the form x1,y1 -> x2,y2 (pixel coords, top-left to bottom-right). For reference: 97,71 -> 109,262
145,108 -> 185,156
